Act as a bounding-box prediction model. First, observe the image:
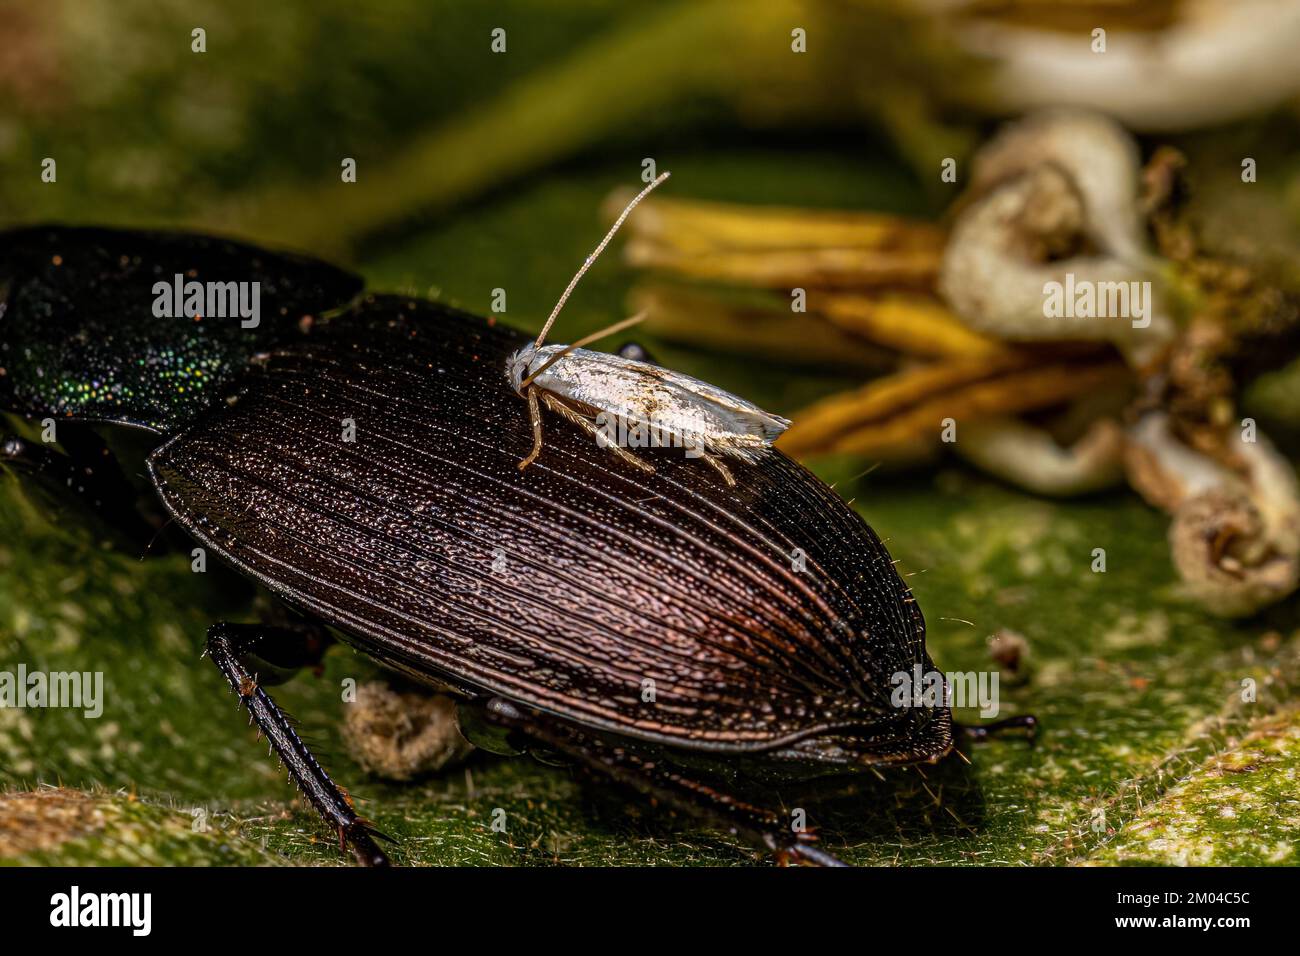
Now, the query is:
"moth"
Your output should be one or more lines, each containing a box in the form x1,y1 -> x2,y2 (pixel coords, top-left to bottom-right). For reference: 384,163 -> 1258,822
507,172 -> 791,486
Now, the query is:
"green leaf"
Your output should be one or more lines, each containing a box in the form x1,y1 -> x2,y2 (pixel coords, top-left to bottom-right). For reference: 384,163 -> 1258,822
3,154 -> 1298,867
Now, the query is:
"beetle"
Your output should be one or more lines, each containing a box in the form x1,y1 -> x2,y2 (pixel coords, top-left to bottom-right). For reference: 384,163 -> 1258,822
0,223 -> 1032,867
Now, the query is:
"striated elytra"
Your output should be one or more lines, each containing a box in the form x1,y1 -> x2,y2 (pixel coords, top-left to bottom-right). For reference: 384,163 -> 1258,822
0,226 -> 1025,867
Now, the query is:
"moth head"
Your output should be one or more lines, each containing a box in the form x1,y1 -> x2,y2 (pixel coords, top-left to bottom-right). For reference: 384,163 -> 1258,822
506,345 -> 538,395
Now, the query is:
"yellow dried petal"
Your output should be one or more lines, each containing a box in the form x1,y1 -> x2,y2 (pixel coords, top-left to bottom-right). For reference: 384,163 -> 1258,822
624,239 -> 939,289
780,357 -> 1128,458
816,292 -> 1006,358
605,191 -> 946,253
629,285 -> 892,371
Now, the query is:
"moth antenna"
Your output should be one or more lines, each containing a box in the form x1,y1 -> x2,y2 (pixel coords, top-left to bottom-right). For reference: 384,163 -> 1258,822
521,312 -> 646,388
533,171 -> 670,349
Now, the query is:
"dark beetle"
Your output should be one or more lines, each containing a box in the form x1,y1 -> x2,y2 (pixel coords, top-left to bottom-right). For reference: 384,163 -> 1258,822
0,225 -> 1031,866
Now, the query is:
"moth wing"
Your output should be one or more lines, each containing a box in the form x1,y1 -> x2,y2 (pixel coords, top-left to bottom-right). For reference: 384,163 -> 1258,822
658,372 -> 792,445
544,349 -> 790,447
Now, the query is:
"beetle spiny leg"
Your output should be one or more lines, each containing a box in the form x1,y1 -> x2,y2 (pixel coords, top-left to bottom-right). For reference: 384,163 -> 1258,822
205,621 -> 391,867
784,842 -> 849,868
483,697 -> 847,867
958,714 -> 1039,743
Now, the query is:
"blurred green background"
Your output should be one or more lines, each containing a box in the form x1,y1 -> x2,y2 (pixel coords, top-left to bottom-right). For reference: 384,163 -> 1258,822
3,0 -> 1300,865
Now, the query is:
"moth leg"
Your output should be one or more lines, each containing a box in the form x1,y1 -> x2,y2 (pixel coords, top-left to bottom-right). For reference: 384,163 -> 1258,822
540,392 -> 654,476
484,697 -> 844,867
205,622 -> 390,866
518,385 -> 546,471
696,450 -> 736,487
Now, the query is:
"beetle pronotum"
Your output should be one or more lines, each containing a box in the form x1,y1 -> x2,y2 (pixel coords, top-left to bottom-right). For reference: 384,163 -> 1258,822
506,172 -> 791,486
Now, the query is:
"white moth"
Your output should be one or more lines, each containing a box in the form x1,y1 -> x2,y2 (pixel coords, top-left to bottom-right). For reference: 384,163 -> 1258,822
507,172 -> 790,486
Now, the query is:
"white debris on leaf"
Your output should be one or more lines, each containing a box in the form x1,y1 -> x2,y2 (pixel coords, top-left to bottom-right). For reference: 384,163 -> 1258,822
1126,412 -> 1300,617
955,416 -> 1126,498
342,681 -> 474,781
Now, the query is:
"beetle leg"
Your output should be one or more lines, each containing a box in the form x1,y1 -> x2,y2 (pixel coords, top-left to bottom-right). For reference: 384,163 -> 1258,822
483,697 -> 845,866
1,424 -> 154,545
236,615 -> 334,686
204,622 -> 390,866
539,392 -> 654,475
517,385 -> 546,471
957,714 -> 1038,744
